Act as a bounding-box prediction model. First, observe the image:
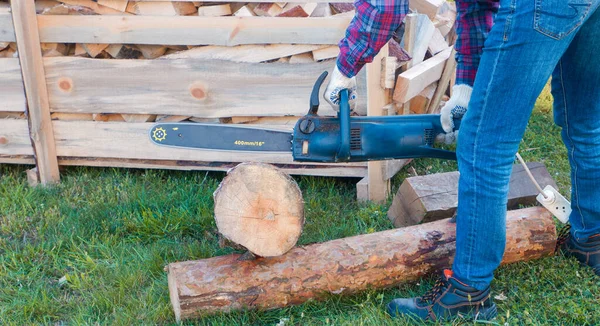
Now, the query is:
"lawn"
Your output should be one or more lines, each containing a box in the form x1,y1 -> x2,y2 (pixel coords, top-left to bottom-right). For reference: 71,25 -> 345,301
1,86 -> 599,325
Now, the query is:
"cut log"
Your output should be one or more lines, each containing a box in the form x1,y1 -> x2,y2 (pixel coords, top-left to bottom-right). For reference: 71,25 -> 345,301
97,0 -> 128,12
233,5 -> 256,16
214,163 -> 304,257
155,115 -> 190,123
58,0 -> 133,15
92,113 -> 125,122
289,52 -> 314,63
387,163 -> 558,227
121,114 -> 156,123
310,3 -> 332,17
136,45 -> 167,59
41,43 -> 69,57
126,2 -> 197,16
330,2 -> 354,13
197,4 -> 232,17
253,3 -> 283,16
81,43 -> 109,58
50,112 -> 93,121
167,206 -> 556,321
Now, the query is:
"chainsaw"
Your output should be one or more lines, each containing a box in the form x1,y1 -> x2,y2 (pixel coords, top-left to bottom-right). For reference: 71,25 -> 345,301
149,71 -> 459,162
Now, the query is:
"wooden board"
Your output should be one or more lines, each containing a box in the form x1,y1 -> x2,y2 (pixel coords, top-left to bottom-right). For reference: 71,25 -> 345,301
0,155 -> 34,164
0,119 -> 34,156
50,121 -> 368,169
387,163 -> 559,227
54,156 -> 367,177
409,0 -> 445,20
365,44 -> 390,203
393,47 -> 451,104
162,44 -> 326,62
43,57 -> 368,117
12,0 -> 60,184
36,15 -> 352,45
0,12 -> 15,42
0,58 -> 27,112
427,47 -> 456,113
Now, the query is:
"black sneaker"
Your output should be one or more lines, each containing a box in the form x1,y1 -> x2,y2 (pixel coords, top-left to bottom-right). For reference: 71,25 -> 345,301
386,269 -> 497,322
563,233 -> 600,276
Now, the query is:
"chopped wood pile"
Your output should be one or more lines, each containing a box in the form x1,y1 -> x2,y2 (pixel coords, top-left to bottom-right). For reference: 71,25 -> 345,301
0,0 -> 457,196
0,0 -> 456,124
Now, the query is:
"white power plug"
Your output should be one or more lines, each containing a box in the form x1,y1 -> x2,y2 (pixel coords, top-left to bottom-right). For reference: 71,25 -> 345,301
536,185 -> 571,224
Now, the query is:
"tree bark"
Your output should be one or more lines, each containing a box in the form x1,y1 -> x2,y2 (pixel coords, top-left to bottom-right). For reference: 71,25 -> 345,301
167,207 -> 556,321
213,162 -> 304,257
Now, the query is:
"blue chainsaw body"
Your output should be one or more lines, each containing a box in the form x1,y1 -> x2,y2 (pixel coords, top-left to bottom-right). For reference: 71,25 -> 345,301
291,71 -> 458,163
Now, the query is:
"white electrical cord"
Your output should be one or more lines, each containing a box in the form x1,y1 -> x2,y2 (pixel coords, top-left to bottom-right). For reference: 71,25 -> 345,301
515,152 -> 549,199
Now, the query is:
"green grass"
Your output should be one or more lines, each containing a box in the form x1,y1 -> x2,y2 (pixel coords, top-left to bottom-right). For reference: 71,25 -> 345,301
1,85 -> 599,325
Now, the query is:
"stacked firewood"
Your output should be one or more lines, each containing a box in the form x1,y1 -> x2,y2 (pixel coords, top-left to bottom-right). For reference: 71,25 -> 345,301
0,0 -> 456,124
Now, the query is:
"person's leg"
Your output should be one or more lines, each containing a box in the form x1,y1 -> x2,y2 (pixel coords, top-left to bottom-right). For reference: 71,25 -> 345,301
552,7 -> 600,275
453,0 -> 600,290
552,7 -> 600,242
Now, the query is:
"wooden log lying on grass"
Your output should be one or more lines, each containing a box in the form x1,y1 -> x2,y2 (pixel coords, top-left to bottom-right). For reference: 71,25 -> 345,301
167,207 -> 556,321
214,163 -> 304,257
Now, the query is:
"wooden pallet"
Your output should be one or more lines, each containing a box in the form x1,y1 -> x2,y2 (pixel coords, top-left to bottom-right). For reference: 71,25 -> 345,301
0,0 -> 456,202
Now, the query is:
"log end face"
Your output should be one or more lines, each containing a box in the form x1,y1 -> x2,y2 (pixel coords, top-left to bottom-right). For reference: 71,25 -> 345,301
167,264 -> 182,323
214,163 -> 305,257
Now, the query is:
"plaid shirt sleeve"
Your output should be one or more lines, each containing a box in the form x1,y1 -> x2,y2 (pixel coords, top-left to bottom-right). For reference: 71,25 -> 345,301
336,0 -> 408,78
455,0 -> 499,86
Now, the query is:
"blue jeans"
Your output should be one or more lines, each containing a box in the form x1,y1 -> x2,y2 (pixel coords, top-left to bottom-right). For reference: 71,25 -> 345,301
453,0 -> 600,290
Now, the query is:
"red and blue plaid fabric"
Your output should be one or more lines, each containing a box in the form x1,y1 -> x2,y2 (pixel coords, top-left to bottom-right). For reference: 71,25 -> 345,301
337,0 -> 498,86
455,0 -> 499,86
337,0 -> 407,78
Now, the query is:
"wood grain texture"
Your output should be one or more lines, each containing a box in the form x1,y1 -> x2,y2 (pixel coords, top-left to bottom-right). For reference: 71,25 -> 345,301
12,0 -> 60,184
393,47 -> 451,104
409,0 -> 445,20
427,47 -> 456,114
57,0 -> 135,15
365,44 -> 390,203
36,15 -> 352,45
54,156 -> 367,177
387,163 -> 559,227
0,58 -> 27,112
0,12 -> 15,42
214,163 -> 304,257
50,121 -> 368,169
167,207 -> 556,321
162,44 -> 326,62
43,57 -> 368,117
0,119 -> 34,156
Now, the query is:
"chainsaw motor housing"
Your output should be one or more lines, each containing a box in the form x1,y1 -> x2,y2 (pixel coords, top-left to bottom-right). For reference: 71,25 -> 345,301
292,71 -> 458,163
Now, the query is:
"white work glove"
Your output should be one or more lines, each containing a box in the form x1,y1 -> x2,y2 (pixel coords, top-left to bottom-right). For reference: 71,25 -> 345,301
437,84 -> 473,144
323,65 -> 358,112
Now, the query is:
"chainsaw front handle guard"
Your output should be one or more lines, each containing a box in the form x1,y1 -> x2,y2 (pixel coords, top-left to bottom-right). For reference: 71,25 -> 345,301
336,89 -> 351,162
